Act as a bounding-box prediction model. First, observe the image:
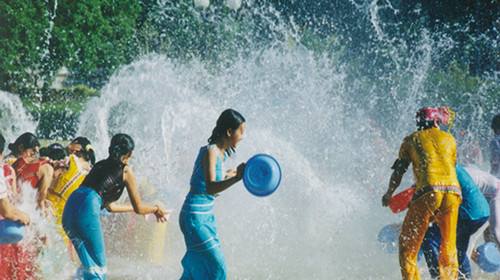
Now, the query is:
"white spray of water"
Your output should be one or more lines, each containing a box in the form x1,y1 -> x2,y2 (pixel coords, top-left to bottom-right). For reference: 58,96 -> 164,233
0,93 -> 74,278
76,48 -> 407,279
0,91 -> 37,144
13,182 -> 76,279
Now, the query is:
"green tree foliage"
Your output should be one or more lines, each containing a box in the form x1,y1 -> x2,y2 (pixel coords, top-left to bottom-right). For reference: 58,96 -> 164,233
0,0 -> 140,138
0,0 -> 497,140
137,0 -> 253,63
0,1 -> 50,96
50,0 -> 141,88
0,0 -> 140,96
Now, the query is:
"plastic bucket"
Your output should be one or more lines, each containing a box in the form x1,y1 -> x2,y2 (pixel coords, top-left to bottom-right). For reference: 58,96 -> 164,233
243,154 -> 282,197
0,219 -> 25,244
477,242 -> 500,273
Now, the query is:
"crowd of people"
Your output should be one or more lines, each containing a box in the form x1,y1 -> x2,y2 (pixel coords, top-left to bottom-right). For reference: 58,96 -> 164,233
0,108 -> 247,280
382,109 -> 500,280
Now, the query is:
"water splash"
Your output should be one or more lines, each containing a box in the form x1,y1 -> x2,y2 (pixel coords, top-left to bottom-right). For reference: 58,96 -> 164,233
13,183 -> 75,279
0,91 -> 37,143
3,1 -> 496,279
76,46 -> 404,278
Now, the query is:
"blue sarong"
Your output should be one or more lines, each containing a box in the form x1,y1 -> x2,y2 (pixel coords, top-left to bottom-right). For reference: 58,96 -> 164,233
63,186 -> 107,280
179,194 -> 226,280
180,145 -> 227,280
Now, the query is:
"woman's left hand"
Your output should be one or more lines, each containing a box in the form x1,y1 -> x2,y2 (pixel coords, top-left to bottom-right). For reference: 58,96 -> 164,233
225,169 -> 237,179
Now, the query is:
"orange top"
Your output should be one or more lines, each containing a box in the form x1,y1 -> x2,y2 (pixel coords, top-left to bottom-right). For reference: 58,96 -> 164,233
398,127 -> 460,192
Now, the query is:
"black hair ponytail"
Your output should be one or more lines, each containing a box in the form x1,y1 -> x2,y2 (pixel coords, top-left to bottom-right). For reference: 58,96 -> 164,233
9,132 -> 40,156
71,136 -> 96,165
108,133 -> 135,161
44,143 -> 67,161
207,109 -> 245,156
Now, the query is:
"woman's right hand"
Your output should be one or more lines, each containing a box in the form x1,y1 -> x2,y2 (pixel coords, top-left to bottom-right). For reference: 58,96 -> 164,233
17,212 -> 30,226
153,205 -> 169,223
382,192 -> 392,207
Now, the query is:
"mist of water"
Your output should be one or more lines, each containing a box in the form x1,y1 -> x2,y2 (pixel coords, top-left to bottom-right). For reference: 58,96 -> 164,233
1,0 -> 498,279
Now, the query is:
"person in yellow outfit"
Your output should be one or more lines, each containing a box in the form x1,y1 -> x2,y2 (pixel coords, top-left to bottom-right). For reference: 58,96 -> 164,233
382,107 -> 461,280
48,137 -> 95,244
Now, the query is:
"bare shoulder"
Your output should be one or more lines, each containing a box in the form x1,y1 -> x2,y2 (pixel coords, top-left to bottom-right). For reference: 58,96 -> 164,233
40,162 -> 54,172
124,165 -> 134,174
207,145 -> 219,157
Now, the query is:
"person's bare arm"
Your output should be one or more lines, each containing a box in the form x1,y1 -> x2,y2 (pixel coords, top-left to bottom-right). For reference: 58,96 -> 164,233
0,198 -> 30,225
105,202 -> 134,213
382,159 -> 409,207
9,167 -> 19,197
37,163 -> 54,209
123,166 -> 167,222
205,148 -> 245,195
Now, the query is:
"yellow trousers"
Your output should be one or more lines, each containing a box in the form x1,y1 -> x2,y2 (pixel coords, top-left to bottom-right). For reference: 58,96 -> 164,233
49,198 -> 70,244
399,191 -> 461,280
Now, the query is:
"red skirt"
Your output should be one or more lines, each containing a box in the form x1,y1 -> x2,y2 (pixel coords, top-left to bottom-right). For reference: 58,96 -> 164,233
0,243 -> 37,280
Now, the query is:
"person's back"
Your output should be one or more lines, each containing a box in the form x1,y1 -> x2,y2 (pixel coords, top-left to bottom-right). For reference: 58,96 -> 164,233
456,165 -> 489,221
48,154 -> 90,244
383,106 -> 461,280
48,154 -> 88,203
82,157 -> 125,206
13,157 -> 49,189
401,127 -> 460,196
463,165 -> 499,200
189,145 -> 224,196
463,165 -> 500,246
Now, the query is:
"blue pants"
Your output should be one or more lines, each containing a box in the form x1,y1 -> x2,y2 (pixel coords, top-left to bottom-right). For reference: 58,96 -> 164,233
62,187 -> 106,280
179,194 -> 226,280
422,217 -> 489,279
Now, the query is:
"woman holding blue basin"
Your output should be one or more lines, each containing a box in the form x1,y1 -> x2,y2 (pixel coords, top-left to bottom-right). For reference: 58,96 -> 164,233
179,109 -> 246,280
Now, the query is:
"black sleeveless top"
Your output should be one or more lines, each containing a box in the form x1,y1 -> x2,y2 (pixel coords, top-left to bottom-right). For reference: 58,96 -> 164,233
82,157 -> 126,206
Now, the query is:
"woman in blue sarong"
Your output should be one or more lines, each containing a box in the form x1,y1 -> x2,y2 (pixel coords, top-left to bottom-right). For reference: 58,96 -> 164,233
180,109 -> 246,280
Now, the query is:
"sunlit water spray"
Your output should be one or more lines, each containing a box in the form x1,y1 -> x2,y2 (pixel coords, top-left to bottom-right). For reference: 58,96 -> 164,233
75,49 -> 403,279
74,14 -> 497,279
0,91 -> 36,142
1,1 -> 498,279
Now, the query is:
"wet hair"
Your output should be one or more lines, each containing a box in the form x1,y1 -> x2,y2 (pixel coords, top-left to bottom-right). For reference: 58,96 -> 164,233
71,136 -> 96,165
417,120 -> 436,130
39,147 -> 49,158
42,143 -> 67,161
492,114 -> 500,133
207,109 -> 246,156
0,133 -> 5,154
8,132 -> 40,156
108,133 -> 134,160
